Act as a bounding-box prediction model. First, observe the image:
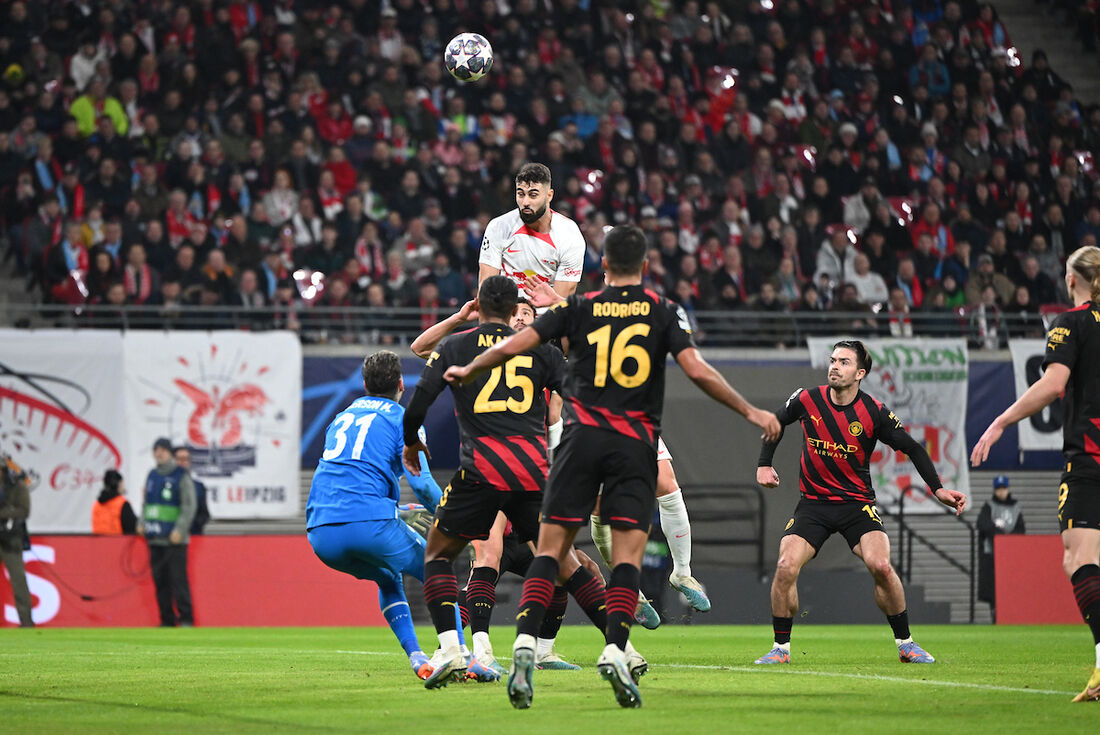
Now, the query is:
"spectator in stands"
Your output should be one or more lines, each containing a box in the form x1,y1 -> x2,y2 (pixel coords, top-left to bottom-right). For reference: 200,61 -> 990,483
815,228 -> 859,285
977,475 -> 1025,622
1018,254 -> 1058,305
966,253 -> 1016,305
843,176 -> 888,233
849,253 -> 890,304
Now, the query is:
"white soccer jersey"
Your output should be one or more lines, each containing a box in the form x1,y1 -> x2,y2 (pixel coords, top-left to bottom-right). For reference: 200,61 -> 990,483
479,208 -> 585,294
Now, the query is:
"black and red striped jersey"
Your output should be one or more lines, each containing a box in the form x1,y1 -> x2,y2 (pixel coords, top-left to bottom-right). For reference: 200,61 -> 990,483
1043,301 -> 1100,478
758,385 -> 943,503
531,284 -> 695,450
404,322 -> 565,492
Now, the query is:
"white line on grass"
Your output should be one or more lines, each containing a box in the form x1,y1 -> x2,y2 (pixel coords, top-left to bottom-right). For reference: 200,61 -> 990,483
4,648 -> 1074,697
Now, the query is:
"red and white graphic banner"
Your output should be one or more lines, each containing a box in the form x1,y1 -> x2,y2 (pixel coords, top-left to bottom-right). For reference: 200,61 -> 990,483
0,330 -> 127,532
122,331 -> 302,520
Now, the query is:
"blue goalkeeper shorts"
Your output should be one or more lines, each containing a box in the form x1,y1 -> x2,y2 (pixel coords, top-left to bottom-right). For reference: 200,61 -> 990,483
308,519 -> 426,584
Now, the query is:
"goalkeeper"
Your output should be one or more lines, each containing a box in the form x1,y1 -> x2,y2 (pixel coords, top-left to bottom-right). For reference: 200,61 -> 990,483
306,350 -> 450,680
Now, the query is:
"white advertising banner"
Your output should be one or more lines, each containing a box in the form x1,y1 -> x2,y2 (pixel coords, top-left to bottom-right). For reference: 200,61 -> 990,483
122,331 -> 302,520
1008,339 -> 1063,451
806,337 -> 970,513
0,330 -> 127,532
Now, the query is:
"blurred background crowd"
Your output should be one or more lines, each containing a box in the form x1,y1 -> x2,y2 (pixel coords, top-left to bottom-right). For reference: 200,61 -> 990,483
0,0 -> 1096,344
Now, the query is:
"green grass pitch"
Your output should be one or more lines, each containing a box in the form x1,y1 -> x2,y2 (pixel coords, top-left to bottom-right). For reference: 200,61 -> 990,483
1,624 -> 1096,733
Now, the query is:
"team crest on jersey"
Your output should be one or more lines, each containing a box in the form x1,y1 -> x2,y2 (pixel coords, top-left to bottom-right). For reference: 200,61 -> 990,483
848,421 -> 864,437
784,518 -> 795,531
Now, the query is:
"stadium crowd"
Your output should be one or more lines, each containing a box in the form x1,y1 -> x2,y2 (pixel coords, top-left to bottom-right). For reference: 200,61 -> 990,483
0,0 -> 1097,344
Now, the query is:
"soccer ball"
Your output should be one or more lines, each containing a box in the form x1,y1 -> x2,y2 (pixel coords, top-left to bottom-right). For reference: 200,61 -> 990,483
443,32 -> 493,82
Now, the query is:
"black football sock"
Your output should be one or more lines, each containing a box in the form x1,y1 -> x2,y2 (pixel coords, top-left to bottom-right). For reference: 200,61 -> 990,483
606,564 -> 640,651
456,588 -> 470,630
538,586 -> 570,640
516,555 -> 558,640
1071,564 -> 1100,645
887,610 -> 911,641
566,566 -> 608,630
466,566 -> 498,636
423,559 -> 459,636
773,615 -> 793,645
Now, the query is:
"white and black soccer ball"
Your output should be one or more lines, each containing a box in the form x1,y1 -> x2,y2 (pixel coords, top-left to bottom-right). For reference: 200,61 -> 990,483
443,32 -> 493,82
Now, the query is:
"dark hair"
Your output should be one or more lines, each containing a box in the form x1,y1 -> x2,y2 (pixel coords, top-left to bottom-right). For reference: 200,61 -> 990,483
478,275 -> 519,319
603,225 -> 648,275
515,162 -> 551,188
833,339 -> 872,372
361,350 -> 402,398
103,469 -> 122,491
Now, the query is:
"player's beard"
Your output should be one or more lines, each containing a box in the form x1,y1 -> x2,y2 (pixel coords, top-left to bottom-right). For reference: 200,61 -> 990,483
519,201 -> 547,224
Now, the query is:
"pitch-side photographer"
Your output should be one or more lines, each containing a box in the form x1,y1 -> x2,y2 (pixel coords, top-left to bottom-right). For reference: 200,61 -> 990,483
0,453 -> 33,627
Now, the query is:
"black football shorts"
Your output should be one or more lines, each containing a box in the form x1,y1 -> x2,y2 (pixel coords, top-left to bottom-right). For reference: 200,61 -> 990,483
542,425 -> 657,530
434,469 -> 542,542
782,497 -> 886,552
1058,471 -> 1100,532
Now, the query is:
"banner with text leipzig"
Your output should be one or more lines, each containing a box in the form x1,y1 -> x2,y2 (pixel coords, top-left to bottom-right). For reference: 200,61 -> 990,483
123,332 -> 302,520
807,338 -> 970,512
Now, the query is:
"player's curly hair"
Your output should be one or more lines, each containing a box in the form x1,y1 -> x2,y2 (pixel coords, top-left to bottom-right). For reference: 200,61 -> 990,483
361,350 -> 402,399
479,275 -> 519,320
515,162 -> 551,188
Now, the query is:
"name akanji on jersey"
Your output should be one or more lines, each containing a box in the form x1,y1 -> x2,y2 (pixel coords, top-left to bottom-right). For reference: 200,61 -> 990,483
407,322 -> 566,493
530,284 -> 696,450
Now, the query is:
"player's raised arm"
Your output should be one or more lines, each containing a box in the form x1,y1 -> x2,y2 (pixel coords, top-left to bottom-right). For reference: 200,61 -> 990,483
876,404 -> 967,515
971,362 -> 1070,467
402,345 -> 452,475
443,326 -> 543,385
401,427 -> 442,511
410,299 -> 480,358
675,347 -> 781,441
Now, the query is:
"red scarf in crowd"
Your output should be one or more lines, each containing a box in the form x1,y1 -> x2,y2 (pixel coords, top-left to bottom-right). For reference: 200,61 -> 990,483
125,263 -> 153,304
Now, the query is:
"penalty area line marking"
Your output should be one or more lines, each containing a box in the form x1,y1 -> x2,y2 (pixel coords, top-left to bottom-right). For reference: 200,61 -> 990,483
332,650 -> 1073,697
664,663 -> 1072,697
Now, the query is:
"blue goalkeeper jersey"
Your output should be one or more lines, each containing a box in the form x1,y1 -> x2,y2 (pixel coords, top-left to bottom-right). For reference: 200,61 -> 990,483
306,396 -> 439,530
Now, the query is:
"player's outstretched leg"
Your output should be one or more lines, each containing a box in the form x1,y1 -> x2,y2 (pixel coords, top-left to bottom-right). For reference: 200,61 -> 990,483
856,530 -> 935,663
536,586 -> 581,670
599,562 -> 643,708
656,458 -> 710,613
509,554 -> 559,709
376,573 -> 432,680
466,566 -> 505,676
756,534 -> 814,663
591,513 -> 660,629
1067,546 -> 1100,701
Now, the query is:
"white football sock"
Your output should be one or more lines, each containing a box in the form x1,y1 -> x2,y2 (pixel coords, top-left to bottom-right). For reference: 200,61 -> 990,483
438,629 -> 461,653
1095,642 -> 1100,668
658,489 -> 692,578
590,515 -> 613,567
895,637 -> 913,647
536,637 -> 554,657
775,641 -> 791,652
473,631 -> 492,660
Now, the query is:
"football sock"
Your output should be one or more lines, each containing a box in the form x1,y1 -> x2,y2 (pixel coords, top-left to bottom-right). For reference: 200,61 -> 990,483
772,615 -> 793,648
566,566 -> 608,630
658,489 -> 692,578
887,610 -> 911,644
424,559 -> 459,637
466,566 -> 498,636
456,588 -> 470,629
606,564 -> 641,651
1070,564 -> 1100,647
516,555 -> 558,639
590,515 -> 613,567
378,583 -> 419,657
538,585 -> 569,641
